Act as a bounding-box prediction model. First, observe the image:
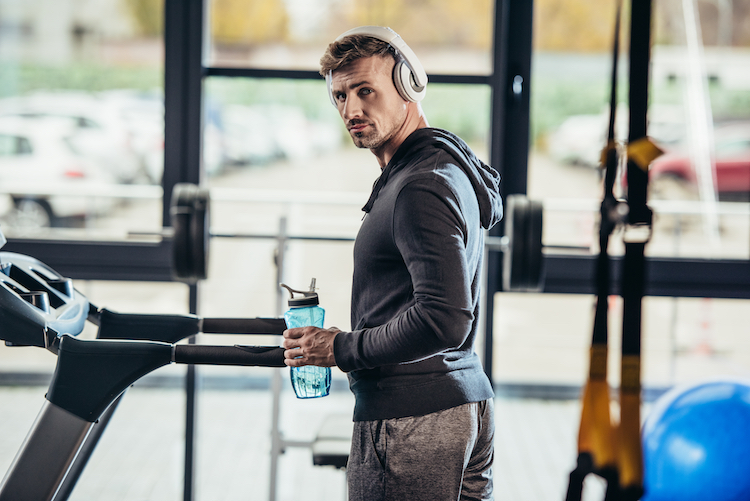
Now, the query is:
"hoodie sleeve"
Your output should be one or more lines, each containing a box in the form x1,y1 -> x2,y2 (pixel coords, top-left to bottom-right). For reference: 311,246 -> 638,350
333,177 -> 477,371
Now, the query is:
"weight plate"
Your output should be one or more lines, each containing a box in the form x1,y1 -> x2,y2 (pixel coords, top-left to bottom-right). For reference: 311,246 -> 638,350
525,199 -> 544,291
503,194 -> 527,291
502,194 -> 544,292
170,183 -> 210,283
190,186 -> 210,282
170,184 -> 193,282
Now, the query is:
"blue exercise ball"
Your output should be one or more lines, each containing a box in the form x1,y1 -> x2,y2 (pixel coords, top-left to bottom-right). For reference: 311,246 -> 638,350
641,378 -> 750,501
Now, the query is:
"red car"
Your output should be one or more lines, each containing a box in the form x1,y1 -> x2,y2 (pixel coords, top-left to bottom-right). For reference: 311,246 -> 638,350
649,123 -> 750,199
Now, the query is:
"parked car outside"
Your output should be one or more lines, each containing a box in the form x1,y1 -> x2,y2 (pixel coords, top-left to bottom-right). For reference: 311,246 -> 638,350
96,89 -> 167,183
0,194 -> 12,222
546,104 -> 684,168
0,91 -> 147,184
546,113 -> 613,167
649,122 -> 750,199
220,103 -> 342,168
0,117 -> 118,229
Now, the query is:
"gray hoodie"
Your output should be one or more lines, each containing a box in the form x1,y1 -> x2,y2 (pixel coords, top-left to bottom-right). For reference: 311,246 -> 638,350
333,127 -> 503,421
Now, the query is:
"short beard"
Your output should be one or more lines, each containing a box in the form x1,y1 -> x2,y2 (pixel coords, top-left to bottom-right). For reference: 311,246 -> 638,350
350,126 -> 390,150
352,134 -> 381,150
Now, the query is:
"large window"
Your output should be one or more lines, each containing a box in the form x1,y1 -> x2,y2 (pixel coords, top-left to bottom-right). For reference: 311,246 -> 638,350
491,293 -> 750,391
199,4 -> 494,336
530,0 -> 750,261
207,0 -> 494,74
0,0 -> 165,237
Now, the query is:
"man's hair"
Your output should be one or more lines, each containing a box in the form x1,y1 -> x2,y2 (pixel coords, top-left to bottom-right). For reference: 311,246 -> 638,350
319,35 -> 398,77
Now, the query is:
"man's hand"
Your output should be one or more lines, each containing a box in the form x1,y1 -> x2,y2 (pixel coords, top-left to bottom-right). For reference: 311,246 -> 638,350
282,326 -> 340,367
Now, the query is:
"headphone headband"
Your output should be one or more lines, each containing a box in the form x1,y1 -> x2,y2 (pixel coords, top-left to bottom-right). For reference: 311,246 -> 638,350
326,26 -> 427,106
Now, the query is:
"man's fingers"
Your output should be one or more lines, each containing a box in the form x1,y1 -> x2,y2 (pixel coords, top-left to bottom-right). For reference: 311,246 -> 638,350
284,358 -> 305,367
282,337 -> 300,350
282,327 -> 305,340
283,348 -> 310,367
284,349 -> 302,361
280,327 -> 337,368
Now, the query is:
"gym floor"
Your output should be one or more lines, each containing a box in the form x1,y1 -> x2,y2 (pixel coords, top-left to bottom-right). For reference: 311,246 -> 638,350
0,382 -> 612,501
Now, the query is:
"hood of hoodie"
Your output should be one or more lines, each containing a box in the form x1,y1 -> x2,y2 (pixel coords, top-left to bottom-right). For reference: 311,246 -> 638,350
362,127 -> 503,229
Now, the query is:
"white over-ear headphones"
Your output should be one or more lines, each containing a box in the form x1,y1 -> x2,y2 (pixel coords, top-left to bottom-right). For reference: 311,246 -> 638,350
326,26 -> 428,106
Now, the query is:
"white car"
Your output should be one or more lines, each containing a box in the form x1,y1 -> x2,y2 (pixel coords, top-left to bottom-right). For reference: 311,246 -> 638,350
546,104 -> 685,168
0,117 -> 118,229
0,91 -> 149,184
96,89 -> 166,183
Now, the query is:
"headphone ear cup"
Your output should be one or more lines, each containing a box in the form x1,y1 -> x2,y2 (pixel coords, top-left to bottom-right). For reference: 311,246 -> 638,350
393,60 -> 425,103
392,60 -> 409,101
326,71 -> 336,107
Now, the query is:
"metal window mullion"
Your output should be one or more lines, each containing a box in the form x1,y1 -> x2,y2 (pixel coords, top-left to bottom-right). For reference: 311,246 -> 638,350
163,3 -> 206,501
163,0 -> 205,226
483,0 -> 535,382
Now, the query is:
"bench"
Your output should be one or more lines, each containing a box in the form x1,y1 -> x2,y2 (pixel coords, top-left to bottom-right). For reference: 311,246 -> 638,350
312,413 -> 353,469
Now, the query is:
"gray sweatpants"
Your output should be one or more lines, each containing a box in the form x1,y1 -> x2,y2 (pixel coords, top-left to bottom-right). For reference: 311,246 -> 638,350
347,399 -> 494,501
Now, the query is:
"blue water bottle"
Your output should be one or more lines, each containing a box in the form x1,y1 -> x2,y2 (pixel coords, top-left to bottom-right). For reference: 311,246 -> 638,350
280,279 -> 331,399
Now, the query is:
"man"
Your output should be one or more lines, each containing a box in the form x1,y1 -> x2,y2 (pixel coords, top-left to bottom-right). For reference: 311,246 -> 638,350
282,26 -> 503,501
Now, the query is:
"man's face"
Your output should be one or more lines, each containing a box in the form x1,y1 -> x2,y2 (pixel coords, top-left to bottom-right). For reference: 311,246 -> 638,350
329,56 -> 408,150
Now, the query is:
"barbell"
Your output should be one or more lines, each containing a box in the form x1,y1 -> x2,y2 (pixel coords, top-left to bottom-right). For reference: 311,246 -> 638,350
167,184 -> 546,292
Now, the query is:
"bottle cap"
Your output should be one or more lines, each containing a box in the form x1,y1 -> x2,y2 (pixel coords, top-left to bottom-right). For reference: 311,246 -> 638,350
280,278 -> 319,308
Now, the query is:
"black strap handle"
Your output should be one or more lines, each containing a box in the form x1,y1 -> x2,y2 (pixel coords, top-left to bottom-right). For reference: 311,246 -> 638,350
615,0 -> 656,498
566,3 -> 624,500
200,317 -> 287,335
594,0 -> 624,348
173,345 -> 285,367
97,310 -> 287,343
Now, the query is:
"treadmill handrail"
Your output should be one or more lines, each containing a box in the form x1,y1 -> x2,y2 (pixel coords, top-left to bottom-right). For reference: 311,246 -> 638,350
95,309 -> 287,343
46,335 -> 286,422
